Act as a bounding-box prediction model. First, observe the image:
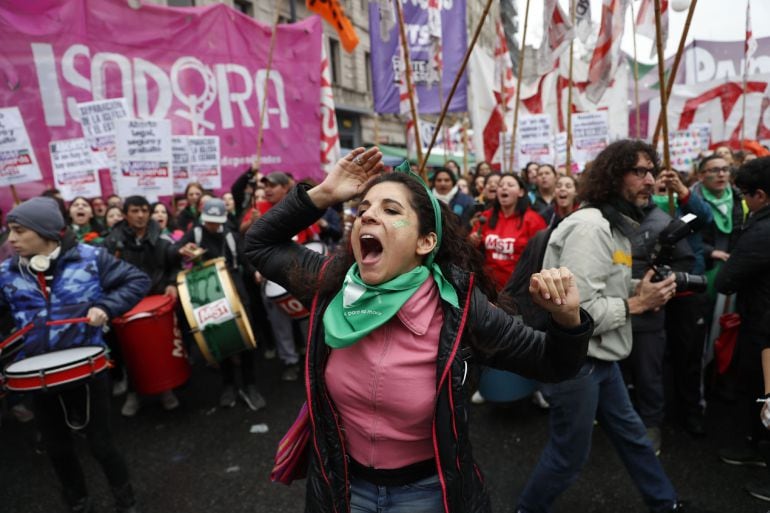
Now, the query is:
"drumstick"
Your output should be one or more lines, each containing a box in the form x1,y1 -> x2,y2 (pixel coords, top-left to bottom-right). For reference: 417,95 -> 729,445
0,317 -> 91,350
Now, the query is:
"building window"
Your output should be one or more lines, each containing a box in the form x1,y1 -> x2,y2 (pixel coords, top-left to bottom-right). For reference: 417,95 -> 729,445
233,0 -> 253,16
364,52 -> 372,92
329,39 -> 341,86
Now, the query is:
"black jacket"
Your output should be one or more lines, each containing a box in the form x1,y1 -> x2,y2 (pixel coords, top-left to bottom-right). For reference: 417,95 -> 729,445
715,205 -> 770,341
630,203 -> 695,333
245,186 -> 593,513
103,220 -> 177,296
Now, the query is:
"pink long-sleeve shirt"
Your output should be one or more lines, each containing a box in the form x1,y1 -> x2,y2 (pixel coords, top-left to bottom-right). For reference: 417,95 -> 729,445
325,277 -> 444,469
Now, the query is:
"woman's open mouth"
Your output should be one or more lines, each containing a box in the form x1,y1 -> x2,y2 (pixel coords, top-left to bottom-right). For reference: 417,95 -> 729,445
359,233 -> 383,265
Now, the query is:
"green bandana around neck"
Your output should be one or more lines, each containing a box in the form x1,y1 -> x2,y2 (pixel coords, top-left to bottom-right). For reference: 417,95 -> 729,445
322,263 -> 459,348
321,160 -> 459,348
701,186 -> 734,234
651,193 -> 679,214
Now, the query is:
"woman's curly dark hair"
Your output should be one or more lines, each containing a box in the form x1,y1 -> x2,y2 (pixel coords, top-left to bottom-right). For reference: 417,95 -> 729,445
578,139 -> 659,205
301,172 -> 497,302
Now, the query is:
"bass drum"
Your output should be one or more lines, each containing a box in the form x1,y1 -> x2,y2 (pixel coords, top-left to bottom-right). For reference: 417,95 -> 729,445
177,258 -> 257,366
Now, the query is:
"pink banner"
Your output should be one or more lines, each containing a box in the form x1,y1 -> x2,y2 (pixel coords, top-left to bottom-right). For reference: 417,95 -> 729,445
0,0 -> 322,208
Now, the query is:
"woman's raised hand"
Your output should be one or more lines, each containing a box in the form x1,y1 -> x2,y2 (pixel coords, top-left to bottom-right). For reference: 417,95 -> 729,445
529,267 -> 582,328
308,147 -> 384,209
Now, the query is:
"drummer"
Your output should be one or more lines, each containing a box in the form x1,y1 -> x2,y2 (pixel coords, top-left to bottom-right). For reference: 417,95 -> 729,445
0,197 -> 149,513
174,198 -> 266,412
103,195 -> 183,416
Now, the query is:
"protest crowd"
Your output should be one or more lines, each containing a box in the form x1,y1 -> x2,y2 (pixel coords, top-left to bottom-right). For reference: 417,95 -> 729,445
4,1 -> 770,513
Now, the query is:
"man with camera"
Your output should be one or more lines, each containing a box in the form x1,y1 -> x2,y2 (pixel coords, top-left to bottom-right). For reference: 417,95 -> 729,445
517,140 -> 690,513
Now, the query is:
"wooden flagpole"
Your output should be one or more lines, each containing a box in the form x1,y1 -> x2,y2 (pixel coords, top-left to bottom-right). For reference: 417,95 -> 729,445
9,185 -> 21,205
507,0 -> 532,176
394,0 -> 424,176
629,0 -> 641,138
462,116 -> 469,176
652,0 -> 697,144
254,0 -> 283,171
419,0 -> 495,177
565,0 -> 576,176
653,0 -> 675,216
741,1 -> 750,151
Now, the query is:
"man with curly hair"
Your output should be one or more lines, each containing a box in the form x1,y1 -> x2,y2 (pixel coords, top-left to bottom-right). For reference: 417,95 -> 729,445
517,140 -> 696,513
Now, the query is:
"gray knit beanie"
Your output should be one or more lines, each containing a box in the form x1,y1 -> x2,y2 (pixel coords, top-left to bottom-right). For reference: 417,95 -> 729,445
7,197 -> 65,241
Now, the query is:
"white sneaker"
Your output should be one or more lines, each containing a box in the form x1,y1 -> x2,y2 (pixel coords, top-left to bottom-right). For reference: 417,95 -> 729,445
532,390 -> 550,409
121,393 -> 140,417
160,390 -> 180,411
112,375 -> 128,397
11,404 -> 35,423
471,391 -> 486,404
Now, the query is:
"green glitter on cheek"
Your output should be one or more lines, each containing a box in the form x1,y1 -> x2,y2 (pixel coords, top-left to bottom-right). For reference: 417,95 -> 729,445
392,219 -> 410,229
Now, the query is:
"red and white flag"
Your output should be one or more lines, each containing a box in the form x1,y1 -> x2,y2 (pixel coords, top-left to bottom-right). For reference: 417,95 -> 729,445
636,0 -> 668,58
494,19 -> 516,113
534,0 -> 575,77
587,0 -> 630,104
320,42 -> 341,174
746,1 -> 757,64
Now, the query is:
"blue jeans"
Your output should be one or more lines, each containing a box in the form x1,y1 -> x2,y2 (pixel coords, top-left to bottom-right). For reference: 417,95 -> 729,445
517,359 -> 677,513
350,474 -> 443,513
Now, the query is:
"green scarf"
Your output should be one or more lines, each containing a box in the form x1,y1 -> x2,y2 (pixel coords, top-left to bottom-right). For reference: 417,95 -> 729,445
651,193 -> 679,213
323,264 -> 459,348
701,186 -> 734,234
322,160 -> 459,348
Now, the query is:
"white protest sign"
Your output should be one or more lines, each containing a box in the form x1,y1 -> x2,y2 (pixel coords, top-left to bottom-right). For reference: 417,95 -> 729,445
172,136 -> 221,193
188,136 -> 221,190
49,138 -> 101,200
116,119 -> 173,198
554,132 -> 582,173
688,122 -> 711,153
172,137 -> 191,195
517,114 -> 554,167
664,129 -> 701,172
77,98 -> 129,167
0,107 -> 42,186
571,111 -> 610,169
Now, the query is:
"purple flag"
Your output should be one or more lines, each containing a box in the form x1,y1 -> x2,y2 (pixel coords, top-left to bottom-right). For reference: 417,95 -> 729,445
369,0 -> 467,114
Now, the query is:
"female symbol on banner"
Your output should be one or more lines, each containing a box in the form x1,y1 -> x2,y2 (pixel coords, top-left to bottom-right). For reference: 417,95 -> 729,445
171,57 -> 217,133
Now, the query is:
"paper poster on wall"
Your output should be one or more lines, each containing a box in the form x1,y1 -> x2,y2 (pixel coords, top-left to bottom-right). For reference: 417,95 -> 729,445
571,111 -> 610,167
49,138 -> 101,200
116,119 -> 172,198
0,107 -> 42,186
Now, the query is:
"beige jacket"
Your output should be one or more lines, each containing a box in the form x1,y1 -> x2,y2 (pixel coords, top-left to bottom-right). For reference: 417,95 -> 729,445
543,207 -> 636,361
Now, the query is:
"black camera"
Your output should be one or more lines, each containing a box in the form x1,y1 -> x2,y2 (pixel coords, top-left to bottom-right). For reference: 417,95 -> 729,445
648,213 -> 708,293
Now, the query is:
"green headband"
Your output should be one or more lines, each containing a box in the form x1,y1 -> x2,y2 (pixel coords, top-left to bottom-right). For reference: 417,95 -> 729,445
394,160 -> 442,265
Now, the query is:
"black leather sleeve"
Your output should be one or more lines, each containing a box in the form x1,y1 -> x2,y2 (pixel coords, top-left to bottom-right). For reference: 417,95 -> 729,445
244,185 -> 329,306
468,286 -> 593,382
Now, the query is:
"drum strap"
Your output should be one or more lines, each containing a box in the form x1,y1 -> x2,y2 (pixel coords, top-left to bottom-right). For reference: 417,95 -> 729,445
194,226 -> 239,270
58,384 -> 91,431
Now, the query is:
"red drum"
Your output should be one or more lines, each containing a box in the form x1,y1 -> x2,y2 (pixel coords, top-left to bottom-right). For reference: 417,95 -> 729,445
263,242 -> 326,320
265,281 -> 310,320
4,346 -> 109,392
112,295 -> 190,395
